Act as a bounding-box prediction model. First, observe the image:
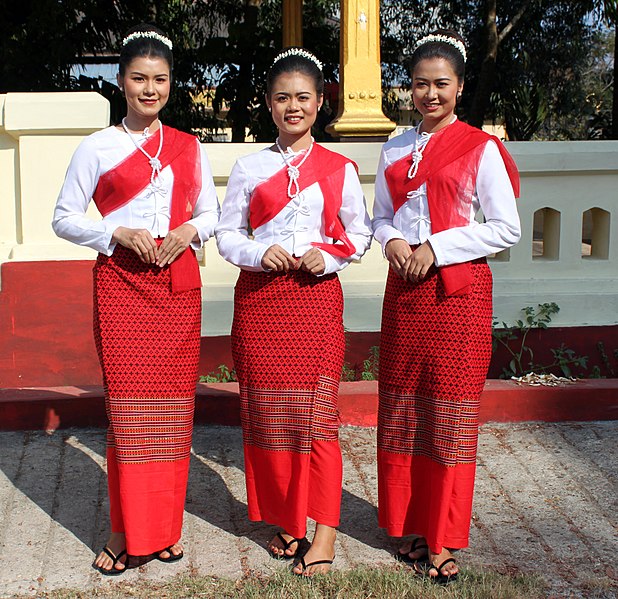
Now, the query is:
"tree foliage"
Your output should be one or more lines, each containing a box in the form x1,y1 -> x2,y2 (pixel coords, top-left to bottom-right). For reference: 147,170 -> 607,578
0,0 -> 340,141
380,0 -> 612,140
0,0 -> 614,140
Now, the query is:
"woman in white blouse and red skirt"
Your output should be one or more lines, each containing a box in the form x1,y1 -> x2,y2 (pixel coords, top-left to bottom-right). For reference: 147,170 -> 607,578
52,24 -> 219,574
216,48 -> 372,576
373,30 -> 521,584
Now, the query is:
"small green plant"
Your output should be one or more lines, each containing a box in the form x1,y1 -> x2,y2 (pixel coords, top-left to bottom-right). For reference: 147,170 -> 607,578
492,303 -> 589,378
597,341 -> 616,377
361,345 -> 380,380
341,362 -> 356,382
199,364 -> 237,383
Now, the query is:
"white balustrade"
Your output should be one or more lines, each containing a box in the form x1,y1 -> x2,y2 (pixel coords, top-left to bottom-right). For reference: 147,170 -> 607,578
1,92 -> 617,332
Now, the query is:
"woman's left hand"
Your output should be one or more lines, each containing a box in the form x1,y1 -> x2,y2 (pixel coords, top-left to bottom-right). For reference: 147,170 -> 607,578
156,223 -> 198,267
400,241 -> 436,282
297,248 -> 326,276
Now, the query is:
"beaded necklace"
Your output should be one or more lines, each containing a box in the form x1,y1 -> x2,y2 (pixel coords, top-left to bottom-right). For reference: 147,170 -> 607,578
121,117 -> 164,188
275,137 -> 315,199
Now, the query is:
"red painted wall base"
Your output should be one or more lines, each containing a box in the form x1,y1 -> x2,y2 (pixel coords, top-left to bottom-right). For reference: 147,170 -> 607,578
2,260 -> 617,389
1,379 -> 616,432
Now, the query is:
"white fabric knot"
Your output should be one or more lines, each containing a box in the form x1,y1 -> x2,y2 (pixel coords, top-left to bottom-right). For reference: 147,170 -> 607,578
406,188 -> 424,201
287,165 -> 300,179
407,128 -> 432,180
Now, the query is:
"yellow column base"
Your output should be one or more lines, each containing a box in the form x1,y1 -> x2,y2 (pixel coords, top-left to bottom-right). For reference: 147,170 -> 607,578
326,110 -> 396,140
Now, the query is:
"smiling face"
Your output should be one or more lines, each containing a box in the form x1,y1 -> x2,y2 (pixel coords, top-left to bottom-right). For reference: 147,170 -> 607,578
266,71 -> 323,149
412,57 -> 463,133
117,55 -> 171,129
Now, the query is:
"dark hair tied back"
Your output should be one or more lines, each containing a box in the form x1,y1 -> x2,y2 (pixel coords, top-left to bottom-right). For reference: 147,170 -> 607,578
408,29 -> 466,83
266,47 -> 324,96
119,23 -> 174,77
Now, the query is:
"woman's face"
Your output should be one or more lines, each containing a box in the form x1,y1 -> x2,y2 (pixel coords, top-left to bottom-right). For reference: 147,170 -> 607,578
266,71 -> 323,143
117,55 -> 171,124
412,57 -> 462,132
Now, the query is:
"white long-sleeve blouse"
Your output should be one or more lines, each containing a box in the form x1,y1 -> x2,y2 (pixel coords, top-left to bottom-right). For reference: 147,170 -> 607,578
52,126 -> 220,254
372,124 -> 521,266
215,146 -> 372,275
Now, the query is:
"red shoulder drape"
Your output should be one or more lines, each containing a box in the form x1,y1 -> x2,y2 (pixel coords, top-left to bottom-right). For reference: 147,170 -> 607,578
249,144 -> 358,258
93,126 -> 202,293
385,120 -> 519,296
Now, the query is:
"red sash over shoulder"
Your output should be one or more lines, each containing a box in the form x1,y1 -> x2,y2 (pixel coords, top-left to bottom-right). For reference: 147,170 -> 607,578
249,144 -> 357,258
93,126 -> 202,294
385,119 -> 519,296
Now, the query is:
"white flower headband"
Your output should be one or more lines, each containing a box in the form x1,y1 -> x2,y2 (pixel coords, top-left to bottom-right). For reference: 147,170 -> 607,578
272,48 -> 323,71
414,34 -> 467,63
122,31 -> 173,51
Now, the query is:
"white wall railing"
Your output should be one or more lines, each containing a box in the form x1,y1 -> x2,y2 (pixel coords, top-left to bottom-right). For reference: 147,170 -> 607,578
2,92 -> 617,334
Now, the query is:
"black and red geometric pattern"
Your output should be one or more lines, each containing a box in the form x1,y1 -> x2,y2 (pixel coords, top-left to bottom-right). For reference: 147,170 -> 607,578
377,259 -> 493,466
93,244 -> 200,464
232,269 -> 345,453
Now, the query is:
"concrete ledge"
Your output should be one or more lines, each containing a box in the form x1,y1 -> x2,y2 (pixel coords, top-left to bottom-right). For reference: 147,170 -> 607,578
1,379 -> 617,431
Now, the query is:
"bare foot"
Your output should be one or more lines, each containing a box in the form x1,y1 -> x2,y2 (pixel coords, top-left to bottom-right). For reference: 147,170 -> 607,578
268,531 -> 302,558
397,536 -> 428,562
418,547 -> 459,580
93,532 -> 127,574
293,524 -> 335,576
158,542 -> 184,561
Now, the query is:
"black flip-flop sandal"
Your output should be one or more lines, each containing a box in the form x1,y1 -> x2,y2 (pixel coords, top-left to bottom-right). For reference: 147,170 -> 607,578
156,545 -> 184,563
270,532 -> 308,560
294,555 -> 335,576
423,557 -> 458,585
94,547 -> 127,576
395,537 -> 429,564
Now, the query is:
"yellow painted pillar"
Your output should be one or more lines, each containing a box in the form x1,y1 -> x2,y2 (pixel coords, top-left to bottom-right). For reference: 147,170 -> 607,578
326,0 -> 396,140
282,0 -> 303,47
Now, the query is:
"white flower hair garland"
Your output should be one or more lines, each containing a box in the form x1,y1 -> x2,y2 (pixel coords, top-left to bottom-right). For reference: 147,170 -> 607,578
414,34 -> 467,63
272,48 -> 323,71
122,31 -> 173,50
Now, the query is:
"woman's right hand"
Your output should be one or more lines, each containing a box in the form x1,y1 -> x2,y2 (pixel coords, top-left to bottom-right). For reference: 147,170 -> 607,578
112,227 -> 158,264
261,244 -> 297,272
385,238 -> 413,278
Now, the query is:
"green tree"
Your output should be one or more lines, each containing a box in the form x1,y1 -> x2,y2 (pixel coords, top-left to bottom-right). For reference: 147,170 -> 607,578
593,0 -> 617,138
0,0 -> 340,141
380,0 -> 598,140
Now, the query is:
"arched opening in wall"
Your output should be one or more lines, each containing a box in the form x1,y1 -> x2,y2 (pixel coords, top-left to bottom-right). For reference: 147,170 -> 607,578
532,208 -> 560,260
582,208 -> 610,259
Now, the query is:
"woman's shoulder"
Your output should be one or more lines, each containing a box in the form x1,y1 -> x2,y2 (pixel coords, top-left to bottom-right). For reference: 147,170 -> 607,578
382,128 -> 416,153
69,126 -> 119,164
378,129 -> 416,168
234,147 -> 278,170
161,125 -> 201,150
79,125 -> 119,147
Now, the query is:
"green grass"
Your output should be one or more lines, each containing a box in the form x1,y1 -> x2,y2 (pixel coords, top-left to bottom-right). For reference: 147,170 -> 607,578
19,564 -> 546,599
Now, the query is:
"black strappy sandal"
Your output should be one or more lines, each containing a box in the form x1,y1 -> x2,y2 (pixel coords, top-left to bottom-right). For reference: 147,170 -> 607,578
156,545 -> 184,563
294,554 -> 335,576
422,557 -> 459,585
270,532 -> 308,560
94,546 -> 127,576
395,537 -> 429,565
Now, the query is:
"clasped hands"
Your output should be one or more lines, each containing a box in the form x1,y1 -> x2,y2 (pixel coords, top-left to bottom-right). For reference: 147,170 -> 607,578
261,244 -> 325,275
112,223 -> 198,267
385,238 -> 436,282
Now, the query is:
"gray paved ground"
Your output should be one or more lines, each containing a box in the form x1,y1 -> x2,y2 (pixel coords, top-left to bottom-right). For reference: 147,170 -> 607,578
0,423 -> 616,598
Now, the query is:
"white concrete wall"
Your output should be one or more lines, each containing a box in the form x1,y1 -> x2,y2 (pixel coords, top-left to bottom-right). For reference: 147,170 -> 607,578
2,92 -> 617,334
